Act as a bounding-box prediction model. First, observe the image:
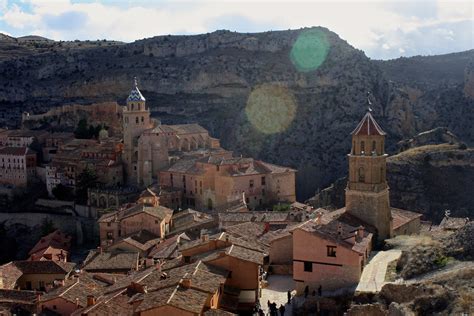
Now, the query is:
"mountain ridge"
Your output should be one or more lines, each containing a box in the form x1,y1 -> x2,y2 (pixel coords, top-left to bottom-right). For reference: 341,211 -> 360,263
0,27 -> 472,201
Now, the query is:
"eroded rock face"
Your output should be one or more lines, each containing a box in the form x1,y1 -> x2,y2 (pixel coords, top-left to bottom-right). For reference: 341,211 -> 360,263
0,29 -> 473,199
346,303 -> 387,316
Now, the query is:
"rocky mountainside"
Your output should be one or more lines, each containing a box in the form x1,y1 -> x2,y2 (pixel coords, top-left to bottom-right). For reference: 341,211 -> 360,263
0,28 -> 473,200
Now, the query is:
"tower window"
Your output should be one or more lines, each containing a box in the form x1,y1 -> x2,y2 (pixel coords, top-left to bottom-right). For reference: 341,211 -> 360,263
372,141 -> 377,154
131,104 -> 134,110
358,167 -> 365,182
360,141 -> 365,154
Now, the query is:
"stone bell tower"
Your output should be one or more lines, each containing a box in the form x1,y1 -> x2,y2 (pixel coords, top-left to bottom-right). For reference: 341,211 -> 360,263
345,110 -> 392,242
123,78 -> 153,185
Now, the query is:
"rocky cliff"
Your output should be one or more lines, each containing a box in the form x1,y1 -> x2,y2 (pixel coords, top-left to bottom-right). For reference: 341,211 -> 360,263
0,28 -> 473,200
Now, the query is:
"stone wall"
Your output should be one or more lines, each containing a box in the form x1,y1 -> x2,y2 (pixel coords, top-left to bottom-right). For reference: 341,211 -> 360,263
0,212 -> 98,244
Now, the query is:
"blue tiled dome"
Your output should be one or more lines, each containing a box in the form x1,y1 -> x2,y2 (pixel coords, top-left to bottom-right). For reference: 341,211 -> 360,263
127,77 -> 146,102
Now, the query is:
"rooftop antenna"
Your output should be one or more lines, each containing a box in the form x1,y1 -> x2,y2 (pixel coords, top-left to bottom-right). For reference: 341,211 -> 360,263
367,91 -> 373,112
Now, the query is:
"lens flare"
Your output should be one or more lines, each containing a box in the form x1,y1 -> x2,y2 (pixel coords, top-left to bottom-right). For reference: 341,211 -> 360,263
290,29 -> 329,72
245,84 -> 297,135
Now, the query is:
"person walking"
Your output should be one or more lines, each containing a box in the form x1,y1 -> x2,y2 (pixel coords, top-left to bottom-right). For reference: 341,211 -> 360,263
287,289 -> 291,304
279,304 -> 286,316
304,285 -> 309,298
318,285 -> 322,296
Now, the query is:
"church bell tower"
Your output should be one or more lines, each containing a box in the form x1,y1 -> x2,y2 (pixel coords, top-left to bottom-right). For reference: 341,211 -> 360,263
345,110 -> 392,241
123,78 -> 153,185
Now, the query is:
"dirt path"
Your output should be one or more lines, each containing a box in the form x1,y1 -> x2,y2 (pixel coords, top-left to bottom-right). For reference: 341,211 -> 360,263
355,249 -> 402,293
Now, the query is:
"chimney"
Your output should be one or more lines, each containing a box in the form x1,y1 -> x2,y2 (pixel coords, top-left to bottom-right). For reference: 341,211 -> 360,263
86,295 -> 96,307
181,275 -> 192,288
356,226 -> 364,242
315,212 -> 323,225
264,222 -> 270,233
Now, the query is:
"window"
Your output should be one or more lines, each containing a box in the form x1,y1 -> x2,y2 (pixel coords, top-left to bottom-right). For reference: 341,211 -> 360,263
304,261 -> 312,272
372,140 -> 377,153
358,167 -> 365,182
141,116 -> 144,122
327,246 -> 337,257
249,179 -> 254,188
106,232 -> 113,239
361,141 -> 365,154
135,117 -> 139,124
261,176 -> 266,185
155,220 -> 159,224
107,222 -> 111,227
262,188 -> 265,196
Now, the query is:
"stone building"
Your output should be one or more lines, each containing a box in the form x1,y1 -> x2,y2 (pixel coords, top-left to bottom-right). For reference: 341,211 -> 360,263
345,111 -> 393,241
122,79 -> 221,187
97,200 -> 173,247
0,147 -> 37,187
345,111 -> 422,241
46,137 -> 124,196
28,230 -> 71,262
160,156 -> 296,211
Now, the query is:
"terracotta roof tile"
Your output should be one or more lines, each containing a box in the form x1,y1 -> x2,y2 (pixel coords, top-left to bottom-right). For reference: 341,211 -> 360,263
351,111 -> 386,136
391,207 -> 422,229
82,251 -> 139,272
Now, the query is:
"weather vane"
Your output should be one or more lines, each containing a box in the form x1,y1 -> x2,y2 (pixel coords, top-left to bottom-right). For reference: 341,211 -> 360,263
367,91 -> 373,112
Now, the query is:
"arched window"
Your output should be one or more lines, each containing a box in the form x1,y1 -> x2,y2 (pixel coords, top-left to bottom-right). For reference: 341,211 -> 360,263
372,141 -> 377,154
131,103 -> 134,110
358,167 -> 365,182
352,141 -> 356,155
135,117 -> 139,124
360,141 -> 365,154
141,116 -> 144,123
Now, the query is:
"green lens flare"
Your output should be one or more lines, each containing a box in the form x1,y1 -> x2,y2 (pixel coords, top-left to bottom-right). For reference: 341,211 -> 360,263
245,84 -> 297,135
290,29 -> 329,72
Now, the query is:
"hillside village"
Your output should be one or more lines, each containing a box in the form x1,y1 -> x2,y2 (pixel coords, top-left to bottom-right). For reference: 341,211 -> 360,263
0,81 -> 471,315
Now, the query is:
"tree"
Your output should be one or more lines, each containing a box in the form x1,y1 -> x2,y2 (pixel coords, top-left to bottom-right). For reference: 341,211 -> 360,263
52,183 -> 74,201
74,118 -> 89,139
75,167 -> 98,204
40,218 -> 56,237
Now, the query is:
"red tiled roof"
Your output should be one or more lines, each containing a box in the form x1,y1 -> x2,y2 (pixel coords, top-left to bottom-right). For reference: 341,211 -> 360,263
0,147 -> 36,156
391,208 -> 422,229
351,112 -> 386,136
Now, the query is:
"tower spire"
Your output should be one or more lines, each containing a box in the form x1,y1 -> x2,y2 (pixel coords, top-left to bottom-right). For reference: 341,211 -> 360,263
367,91 -> 373,112
134,76 -> 138,88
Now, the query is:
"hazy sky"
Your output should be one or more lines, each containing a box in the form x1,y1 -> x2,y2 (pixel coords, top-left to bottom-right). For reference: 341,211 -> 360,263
0,0 -> 472,59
